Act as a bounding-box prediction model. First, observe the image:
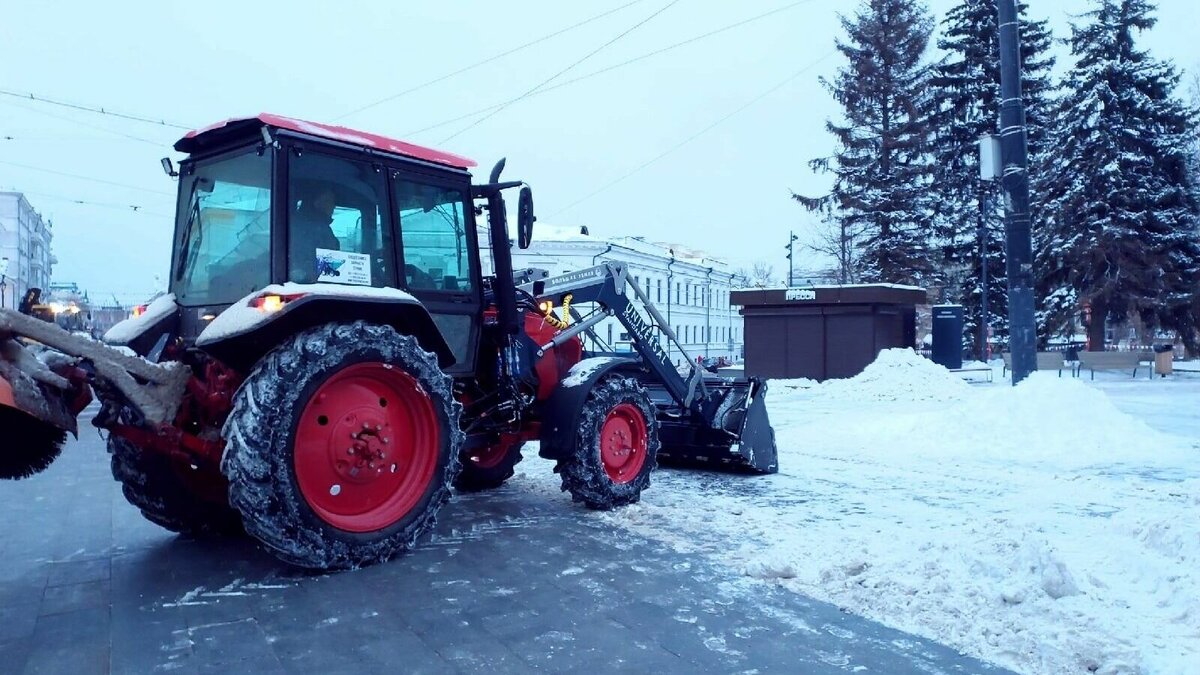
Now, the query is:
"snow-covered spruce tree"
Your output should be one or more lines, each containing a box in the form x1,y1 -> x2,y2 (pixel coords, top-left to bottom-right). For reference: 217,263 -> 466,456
928,0 -> 1055,356
1035,0 -> 1200,351
795,0 -> 937,287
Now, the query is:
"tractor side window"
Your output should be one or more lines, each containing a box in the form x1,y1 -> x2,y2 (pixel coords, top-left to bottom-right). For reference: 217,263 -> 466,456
394,178 -> 473,293
287,151 -> 395,287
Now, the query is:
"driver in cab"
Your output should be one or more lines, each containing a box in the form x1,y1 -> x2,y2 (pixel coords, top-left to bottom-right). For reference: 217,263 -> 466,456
288,184 -> 340,283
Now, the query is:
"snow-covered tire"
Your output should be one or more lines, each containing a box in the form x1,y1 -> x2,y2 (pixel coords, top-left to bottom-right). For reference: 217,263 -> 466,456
556,376 -> 659,510
108,435 -> 242,536
221,322 -> 462,570
455,440 -> 524,493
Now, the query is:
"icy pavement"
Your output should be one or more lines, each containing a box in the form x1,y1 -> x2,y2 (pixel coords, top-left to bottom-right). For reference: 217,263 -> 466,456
0,398 -> 1003,674
513,351 -> 1200,675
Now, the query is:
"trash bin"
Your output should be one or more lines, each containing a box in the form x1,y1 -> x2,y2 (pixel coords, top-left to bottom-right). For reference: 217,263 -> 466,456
1153,344 -> 1173,377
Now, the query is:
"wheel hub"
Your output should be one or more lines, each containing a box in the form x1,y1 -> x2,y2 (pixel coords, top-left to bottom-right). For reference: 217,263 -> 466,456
330,414 -> 397,482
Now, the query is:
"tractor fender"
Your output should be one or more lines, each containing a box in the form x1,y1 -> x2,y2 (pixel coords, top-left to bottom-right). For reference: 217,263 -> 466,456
102,294 -> 180,357
536,356 -> 640,461
196,285 -> 454,372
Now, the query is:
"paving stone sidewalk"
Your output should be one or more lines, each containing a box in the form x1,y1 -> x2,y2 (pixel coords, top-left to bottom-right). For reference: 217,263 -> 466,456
0,423 -> 1010,674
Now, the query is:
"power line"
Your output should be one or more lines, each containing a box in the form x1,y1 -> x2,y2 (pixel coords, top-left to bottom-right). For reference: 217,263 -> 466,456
0,88 -> 192,130
438,0 -> 682,144
334,0 -> 650,121
549,50 -> 837,218
0,159 -> 173,196
406,0 -> 817,138
0,96 -> 166,144
0,185 -> 172,218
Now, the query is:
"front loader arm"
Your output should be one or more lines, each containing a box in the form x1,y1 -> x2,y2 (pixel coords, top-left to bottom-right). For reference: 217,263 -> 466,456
525,262 -> 705,410
523,263 -> 778,475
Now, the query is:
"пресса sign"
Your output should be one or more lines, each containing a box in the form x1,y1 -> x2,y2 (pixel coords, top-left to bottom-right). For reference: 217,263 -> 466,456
785,289 -> 816,301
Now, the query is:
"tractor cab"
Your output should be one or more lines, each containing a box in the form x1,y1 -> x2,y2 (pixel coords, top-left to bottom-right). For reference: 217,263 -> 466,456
167,114 -> 492,372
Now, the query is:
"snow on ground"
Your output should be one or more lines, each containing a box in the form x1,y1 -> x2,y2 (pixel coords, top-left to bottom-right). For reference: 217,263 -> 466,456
512,349 -> 1200,675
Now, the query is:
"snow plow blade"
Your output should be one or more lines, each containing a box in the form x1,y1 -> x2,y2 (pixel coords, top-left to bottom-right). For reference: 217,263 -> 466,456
657,378 -> 778,474
0,308 -> 189,480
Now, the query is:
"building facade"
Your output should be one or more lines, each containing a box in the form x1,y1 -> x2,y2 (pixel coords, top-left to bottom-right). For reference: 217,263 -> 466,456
506,225 -> 744,366
0,192 -> 55,310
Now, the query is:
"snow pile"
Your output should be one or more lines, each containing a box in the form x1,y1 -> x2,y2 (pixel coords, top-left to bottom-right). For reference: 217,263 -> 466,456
817,348 -> 972,403
940,373 -> 1174,467
514,362 -> 1200,674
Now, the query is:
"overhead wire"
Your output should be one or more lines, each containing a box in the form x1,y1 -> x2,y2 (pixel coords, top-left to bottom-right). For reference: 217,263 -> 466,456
0,159 -> 174,196
0,186 -> 172,218
437,0 -> 682,144
0,88 -> 192,130
333,0 -> 650,121
0,98 -> 167,146
548,49 -> 838,218
405,0 -> 817,139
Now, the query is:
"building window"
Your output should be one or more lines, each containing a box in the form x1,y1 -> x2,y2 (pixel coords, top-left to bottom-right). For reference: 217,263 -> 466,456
675,282 -> 680,303
685,284 -> 690,305
656,279 -> 662,303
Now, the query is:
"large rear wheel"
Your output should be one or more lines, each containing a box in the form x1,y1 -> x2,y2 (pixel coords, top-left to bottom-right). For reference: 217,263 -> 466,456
556,376 -> 659,510
222,322 -> 462,569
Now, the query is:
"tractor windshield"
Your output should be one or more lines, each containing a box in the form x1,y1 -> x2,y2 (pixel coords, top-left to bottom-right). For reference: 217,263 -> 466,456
171,149 -> 272,307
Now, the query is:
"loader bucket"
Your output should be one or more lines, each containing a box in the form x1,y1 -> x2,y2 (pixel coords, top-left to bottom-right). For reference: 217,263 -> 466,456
656,378 -> 778,474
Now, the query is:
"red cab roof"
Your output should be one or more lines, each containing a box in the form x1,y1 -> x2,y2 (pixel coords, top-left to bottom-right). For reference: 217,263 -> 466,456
176,113 -> 476,169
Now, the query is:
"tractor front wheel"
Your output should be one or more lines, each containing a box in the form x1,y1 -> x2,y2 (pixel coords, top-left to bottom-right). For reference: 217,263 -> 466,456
556,376 -> 659,510
222,322 -> 462,569
455,438 -> 524,493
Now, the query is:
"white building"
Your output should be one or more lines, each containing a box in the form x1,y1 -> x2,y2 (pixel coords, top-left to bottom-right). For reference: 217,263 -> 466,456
506,224 -> 744,365
0,192 -> 55,310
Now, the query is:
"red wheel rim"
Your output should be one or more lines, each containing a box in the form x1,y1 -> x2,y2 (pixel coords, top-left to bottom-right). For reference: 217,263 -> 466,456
468,438 -> 517,469
599,403 -> 648,484
293,363 -> 439,533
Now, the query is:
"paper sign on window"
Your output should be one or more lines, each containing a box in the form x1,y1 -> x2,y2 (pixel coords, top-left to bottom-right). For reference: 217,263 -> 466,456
315,248 -> 372,286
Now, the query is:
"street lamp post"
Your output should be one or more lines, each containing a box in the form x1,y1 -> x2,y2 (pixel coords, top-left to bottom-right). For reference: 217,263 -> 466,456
785,231 -> 798,287
996,0 -> 1038,384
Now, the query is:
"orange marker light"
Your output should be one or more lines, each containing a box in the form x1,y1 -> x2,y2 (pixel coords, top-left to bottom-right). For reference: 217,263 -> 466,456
256,295 -> 285,313
249,293 -> 305,313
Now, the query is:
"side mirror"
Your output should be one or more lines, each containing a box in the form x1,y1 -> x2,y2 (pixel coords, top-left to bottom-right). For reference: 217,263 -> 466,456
517,186 -> 535,249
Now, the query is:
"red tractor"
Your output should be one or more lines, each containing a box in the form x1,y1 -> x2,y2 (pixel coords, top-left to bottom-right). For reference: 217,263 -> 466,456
0,114 -> 776,569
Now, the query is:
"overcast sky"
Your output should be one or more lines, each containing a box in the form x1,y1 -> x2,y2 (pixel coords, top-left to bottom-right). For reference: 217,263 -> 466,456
1,0 -> 1196,303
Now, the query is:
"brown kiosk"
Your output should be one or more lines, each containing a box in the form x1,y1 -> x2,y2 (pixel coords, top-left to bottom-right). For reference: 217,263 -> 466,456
732,285 -> 927,381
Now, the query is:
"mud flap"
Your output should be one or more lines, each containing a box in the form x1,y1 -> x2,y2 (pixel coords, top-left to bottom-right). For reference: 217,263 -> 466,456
656,379 -> 778,474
